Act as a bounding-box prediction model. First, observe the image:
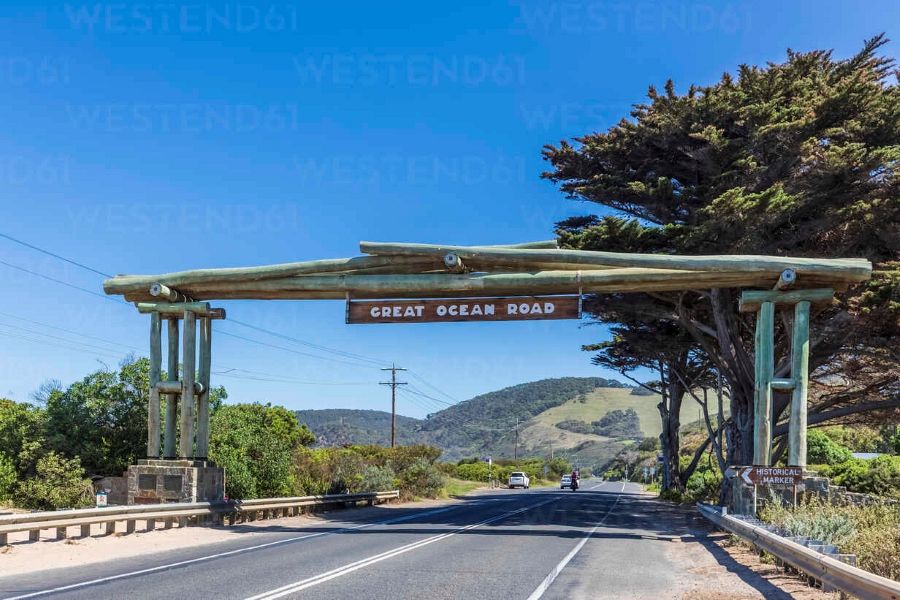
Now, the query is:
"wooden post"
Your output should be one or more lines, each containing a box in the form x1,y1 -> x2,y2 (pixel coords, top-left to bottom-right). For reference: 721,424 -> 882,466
196,317 -> 212,459
753,301 -> 774,465
147,312 -> 162,458
180,310 -> 196,458
164,318 -> 179,458
788,301 -> 811,467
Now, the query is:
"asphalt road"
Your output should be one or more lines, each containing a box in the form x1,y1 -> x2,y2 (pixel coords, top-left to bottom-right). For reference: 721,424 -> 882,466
0,480 -> 731,600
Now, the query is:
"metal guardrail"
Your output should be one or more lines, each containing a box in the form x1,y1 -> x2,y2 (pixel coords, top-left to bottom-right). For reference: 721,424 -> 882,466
0,490 -> 399,546
698,503 -> 900,599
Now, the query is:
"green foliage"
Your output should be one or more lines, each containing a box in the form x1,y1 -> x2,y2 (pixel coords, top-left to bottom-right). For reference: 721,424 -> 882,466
16,452 -> 92,510
398,458 -> 444,499
293,445 -> 445,499
637,437 -> 660,452
0,398 -> 45,478
820,425 -> 883,453
822,455 -> 900,498
209,403 -> 315,499
359,465 -> 396,493
0,454 -> 16,502
761,498 -> 900,580
544,36 -> 900,470
807,429 -> 853,465
593,408 -> 642,437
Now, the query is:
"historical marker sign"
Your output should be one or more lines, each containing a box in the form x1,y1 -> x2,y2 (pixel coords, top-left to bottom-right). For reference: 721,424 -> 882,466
739,466 -> 803,486
347,295 -> 581,324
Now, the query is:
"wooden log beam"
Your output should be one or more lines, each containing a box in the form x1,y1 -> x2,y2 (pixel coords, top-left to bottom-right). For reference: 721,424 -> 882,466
103,256 -> 442,296
359,241 -> 872,283
196,317 -> 212,459
136,302 -> 215,316
135,268 -> 780,300
738,289 -> 834,313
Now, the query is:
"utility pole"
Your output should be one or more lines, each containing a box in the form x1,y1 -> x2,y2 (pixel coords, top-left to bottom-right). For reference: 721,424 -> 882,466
514,416 -> 519,463
380,363 -> 407,448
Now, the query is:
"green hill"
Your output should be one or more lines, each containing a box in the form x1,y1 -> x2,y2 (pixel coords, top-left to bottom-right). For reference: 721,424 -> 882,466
295,377 -> 696,469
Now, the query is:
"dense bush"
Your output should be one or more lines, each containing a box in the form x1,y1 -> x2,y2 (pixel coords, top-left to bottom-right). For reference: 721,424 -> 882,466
16,452 -> 92,510
761,498 -> 900,580
210,403 -> 315,499
293,445 -> 445,499
399,458 -> 444,499
0,454 -> 16,502
823,455 -> 900,498
807,429 -> 853,465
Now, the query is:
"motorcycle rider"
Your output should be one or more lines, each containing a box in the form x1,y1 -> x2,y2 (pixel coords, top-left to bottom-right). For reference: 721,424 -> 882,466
570,469 -> 579,491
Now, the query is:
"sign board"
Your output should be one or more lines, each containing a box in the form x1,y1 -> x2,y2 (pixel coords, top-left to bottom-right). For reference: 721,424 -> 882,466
739,466 -> 803,486
347,295 -> 581,324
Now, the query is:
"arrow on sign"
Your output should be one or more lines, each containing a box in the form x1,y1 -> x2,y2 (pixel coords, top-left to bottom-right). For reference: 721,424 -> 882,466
741,468 -> 753,486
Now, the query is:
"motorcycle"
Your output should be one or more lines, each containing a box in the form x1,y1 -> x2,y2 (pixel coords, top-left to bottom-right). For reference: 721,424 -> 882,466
571,479 -> 578,491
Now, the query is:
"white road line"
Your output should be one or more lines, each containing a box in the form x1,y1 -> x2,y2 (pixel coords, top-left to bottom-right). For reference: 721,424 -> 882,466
0,504 -> 464,600
621,482 -> 626,492
525,493 -> 624,600
244,497 -> 557,600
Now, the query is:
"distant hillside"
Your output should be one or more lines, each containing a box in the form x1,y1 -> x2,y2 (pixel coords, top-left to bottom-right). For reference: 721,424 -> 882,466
295,409 -> 422,447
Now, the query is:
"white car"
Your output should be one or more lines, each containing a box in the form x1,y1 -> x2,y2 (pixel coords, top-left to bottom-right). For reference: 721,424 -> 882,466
508,471 -> 530,489
560,474 -> 573,489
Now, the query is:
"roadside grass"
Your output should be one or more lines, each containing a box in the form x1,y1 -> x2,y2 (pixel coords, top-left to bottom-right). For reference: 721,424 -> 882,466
440,478 -> 482,498
760,497 -> 900,580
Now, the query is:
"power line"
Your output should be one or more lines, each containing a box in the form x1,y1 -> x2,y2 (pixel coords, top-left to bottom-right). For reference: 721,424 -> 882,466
407,371 -> 460,404
0,233 -> 112,278
217,330 -> 384,369
0,232 -> 395,371
0,259 -> 123,304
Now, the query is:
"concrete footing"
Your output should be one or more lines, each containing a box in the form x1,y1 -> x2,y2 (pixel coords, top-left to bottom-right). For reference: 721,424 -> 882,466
126,459 -> 224,504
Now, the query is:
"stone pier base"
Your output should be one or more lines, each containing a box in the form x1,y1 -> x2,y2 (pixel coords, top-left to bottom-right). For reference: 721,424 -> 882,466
126,459 -> 225,504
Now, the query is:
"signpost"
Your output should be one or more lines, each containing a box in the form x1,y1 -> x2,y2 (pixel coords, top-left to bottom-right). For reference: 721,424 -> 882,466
734,466 -> 804,514
738,466 -> 803,486
347,295 -> 581,324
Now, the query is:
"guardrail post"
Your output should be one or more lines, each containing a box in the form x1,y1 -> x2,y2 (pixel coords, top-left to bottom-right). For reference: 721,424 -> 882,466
29,529 -> 39,542
178,517 -> 187,528
56,526 -> 67,540
0,533 -> 6,546
126,519 -> 136,534
164,518 -> 173,529
146,518 -> 156,532
80,524 -> 91,538
104,522 -> 115,535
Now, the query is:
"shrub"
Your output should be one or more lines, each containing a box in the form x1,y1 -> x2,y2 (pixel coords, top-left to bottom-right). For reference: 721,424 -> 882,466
823,455 -> 900,498
761,498 -> 900,580
807,429 -> 852,465
0,454 -> 16,502
359,465 -> 396,492
398,458 -> 444,499
16,452 -> 92,510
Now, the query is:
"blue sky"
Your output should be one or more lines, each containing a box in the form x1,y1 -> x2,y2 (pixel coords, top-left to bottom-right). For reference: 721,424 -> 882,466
0,1 -> 896,417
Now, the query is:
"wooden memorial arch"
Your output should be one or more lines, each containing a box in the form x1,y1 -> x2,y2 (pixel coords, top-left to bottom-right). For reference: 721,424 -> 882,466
103,240 -> 871,502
